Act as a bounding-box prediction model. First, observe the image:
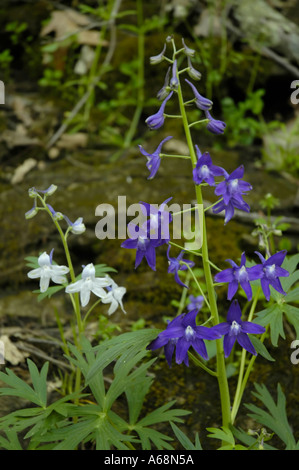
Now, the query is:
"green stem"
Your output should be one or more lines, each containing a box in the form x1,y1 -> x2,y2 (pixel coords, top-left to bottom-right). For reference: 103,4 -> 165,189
37,198 -> 83,335
189,352 -> 218,377
231,287 -> 261,423
182,262 -> 210,311
173,39 -> 231,428
160,154 -> 190,161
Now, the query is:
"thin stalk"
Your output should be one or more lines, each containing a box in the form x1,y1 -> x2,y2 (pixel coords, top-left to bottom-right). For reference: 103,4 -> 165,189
231,287 -> 261,423
160,153 -> 190,159
182,262 -> 210,311
189,351 -> 218,377
173,39 -> 231,428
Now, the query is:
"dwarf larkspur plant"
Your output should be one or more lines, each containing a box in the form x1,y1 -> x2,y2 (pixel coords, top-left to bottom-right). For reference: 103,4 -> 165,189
121,36 -> 299,450
1,37 -> 299,452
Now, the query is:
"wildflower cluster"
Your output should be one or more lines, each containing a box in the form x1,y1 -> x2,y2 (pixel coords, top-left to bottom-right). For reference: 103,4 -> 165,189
121,36 -> 290,383
26,185 -> 126,316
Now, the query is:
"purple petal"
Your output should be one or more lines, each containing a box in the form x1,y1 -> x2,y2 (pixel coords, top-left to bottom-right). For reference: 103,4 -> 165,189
261,278 -> 271,301
182,309 -> 198,328
269,277 -> 286,296
228,165 -> 244,181
237,332 -> 257,355
214,268 -> 234,283
223,334 -> 236,358
196,325 -> 222,340
174,270 -> 188,288
145,244 -> 157,271
241,321 -> 266,335
121,239 -> 137,249
275,266 -> 289,278
214,181 -> 226,196
239,279 -> 253,301
135,249 -> 145,269
191,337 -> 208,360
247,265 -> 264,281
175,338 -> 190,364
264,250 -> 287,267
255,251 -> 266,264
164,341 -> 176,367
227,299 -> 242,323
227,279 -> 239,300
212,322 -> 230,336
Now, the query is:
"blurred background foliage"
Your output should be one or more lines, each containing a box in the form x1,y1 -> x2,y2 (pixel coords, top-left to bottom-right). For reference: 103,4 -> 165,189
0,0 -> 299,172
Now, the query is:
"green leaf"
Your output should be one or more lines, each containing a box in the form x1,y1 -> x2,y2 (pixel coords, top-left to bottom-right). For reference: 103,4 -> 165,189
170,422 -> 202,450
255,304 -> 285,347
245,383 -> 297,450
206,426 -> 235,448
0,360 -> 49,407
0,428 -> 23,450
248,335 -> 275,362
86,329 -> 160,383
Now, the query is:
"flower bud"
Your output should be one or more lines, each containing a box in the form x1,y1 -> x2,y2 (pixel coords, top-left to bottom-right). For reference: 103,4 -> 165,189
150,43 -> 166,65
182,38 -> 195,57
187,57 -> 202,81
28,187 -> 38,198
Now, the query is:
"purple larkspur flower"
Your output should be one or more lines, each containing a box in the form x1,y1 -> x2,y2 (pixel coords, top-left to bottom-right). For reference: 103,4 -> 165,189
204,109 -> 226,135
193,145 -> 225,186
138,136 -> 173,179
214,252 -> 263,301
121,223 -> 159,271
187,295 -> 204,311
167,245 -> 195,288
185,79 -> 213,111
214,165 -> 252,205
254,250 -> 289,301
145,91 -> 173,130
212,300 -> 266,357
139,197 -> 172,244
212,195 -> 251,225
147,309 -> 222,366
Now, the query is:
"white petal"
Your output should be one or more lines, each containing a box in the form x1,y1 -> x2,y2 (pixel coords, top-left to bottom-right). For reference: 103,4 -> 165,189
38,252 -> 51,267
101,292 -> 113,304
93,277 -> 113,288
51,274 -> 67,285
82,263 -> 96,280
65,279 -> 84,293
91,284 -> 108,299
52,265 -> 69,276
40,275 -> 50,293
107,298 -> 118,315
80,287 -> 91,307
113,287 -> 126,302
27,268 -> 42,279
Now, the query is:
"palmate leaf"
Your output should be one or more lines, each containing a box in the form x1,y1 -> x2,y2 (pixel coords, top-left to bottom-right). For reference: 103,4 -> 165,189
0,359 -> 49,407
170,422 -> 202,450
244,383 -> 298,450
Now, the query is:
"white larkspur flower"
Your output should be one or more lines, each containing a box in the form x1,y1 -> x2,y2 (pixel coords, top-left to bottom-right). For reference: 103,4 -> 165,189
65,263 -> 112,307
27,251 -> 69,293
101,277 -> 126,315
